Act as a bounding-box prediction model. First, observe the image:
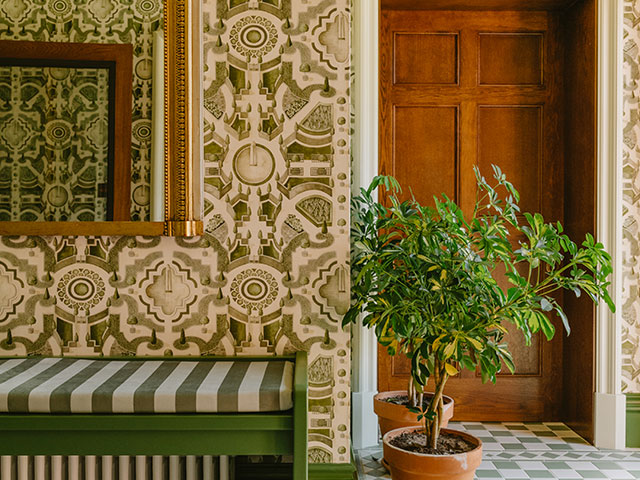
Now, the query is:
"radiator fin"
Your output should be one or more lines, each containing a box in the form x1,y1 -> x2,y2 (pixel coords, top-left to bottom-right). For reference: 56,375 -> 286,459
0,456 -> 218,480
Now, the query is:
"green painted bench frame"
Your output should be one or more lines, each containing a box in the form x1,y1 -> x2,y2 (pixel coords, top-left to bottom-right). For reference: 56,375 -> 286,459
0,351 -> 308,480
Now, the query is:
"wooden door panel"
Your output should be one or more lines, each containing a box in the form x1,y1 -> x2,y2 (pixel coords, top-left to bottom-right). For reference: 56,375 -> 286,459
478,33 -> 544,85
380,9 -> 563,420
491,263 -> 544,377
394,33 -> 459,85
497,325 -> 543,376
393,106 -> 458,204
477,105 -> 542,213
392,352 -> 411,377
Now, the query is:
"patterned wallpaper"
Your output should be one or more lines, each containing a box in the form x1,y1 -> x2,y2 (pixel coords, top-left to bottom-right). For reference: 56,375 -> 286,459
623,0 -> 640,393
0,0 -> 352,464
0,0 -> 163,221
0,65 -> 109,221
199,0 -> 352,461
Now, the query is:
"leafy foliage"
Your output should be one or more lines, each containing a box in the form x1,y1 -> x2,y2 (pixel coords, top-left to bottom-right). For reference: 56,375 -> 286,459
344,166 -> 615,448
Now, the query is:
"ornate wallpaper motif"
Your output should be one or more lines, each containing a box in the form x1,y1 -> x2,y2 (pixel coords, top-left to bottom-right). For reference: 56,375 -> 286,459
623,0 -> 640,393
0,66 -> 109,221
201,0 -> 352,461
0,0 -> 352,463
0,0 -> 163,220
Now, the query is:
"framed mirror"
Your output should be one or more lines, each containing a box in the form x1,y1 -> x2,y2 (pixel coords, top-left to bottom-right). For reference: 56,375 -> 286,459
0,1 -> 202,237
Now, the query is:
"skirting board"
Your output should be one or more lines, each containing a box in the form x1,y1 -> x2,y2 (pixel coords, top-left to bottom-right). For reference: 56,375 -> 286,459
309,463 -> 358,480
235,462 -> 357,480
627,393 -> 640,448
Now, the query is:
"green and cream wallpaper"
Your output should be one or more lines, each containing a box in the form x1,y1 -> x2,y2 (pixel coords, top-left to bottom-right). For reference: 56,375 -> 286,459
623,0 -> 640,394
0,0 -> 163,221
0,0 -> 352,463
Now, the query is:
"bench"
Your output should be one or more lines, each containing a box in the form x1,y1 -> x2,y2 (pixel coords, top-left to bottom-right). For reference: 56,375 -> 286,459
0,351 -> 308,480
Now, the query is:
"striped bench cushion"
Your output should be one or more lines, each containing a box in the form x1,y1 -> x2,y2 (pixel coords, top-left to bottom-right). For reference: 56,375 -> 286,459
0,358 -> 294,414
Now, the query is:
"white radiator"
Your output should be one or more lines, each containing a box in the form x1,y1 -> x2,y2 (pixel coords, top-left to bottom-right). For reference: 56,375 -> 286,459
0,456 -> 222,480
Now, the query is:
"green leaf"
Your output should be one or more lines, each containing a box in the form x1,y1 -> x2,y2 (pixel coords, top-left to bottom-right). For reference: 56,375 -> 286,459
540,298 -> 553,312
555,307 -> 571,335
467,337 -> 483,350
537,312 -> 556,341
501,350 -> 516,374
443,341 -> 457,359
445,363 -> 458,376
342,308 -> 360,327
603,290 -> 616,313
460,355 -> 476,371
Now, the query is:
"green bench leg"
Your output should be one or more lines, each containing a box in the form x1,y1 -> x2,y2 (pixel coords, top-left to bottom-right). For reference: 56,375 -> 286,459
294,351 -> 308,480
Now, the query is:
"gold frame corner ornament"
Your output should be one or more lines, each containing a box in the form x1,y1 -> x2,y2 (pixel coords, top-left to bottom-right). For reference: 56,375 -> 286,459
164,0 -> 202,237
164,220 -> 204,237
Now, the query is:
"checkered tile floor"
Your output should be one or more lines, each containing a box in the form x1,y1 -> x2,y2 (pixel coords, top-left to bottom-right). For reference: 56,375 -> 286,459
355,422 -> 640,479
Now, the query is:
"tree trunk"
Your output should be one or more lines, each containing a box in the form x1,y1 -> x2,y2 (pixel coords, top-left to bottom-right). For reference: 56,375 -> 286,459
408,376 -> 416,407
425,362 -> 449,449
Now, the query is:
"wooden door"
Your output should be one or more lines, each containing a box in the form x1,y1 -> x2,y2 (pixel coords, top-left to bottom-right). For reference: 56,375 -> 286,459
379,10 -> 565,420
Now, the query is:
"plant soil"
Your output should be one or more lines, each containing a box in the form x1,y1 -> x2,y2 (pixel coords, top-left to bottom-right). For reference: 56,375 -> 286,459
383,395 -> 451,409
389,431 -> 476,455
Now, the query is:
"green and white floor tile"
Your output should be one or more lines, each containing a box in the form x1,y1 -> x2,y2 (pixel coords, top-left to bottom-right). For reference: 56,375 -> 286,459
355,422 -> 640,479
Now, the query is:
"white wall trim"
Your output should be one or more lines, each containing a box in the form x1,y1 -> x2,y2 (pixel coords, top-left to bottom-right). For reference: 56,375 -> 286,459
594,0 -> 626,449
351,0 -> 380,450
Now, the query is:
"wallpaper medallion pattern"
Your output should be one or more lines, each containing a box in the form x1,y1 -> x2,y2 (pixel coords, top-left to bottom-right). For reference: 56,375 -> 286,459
0,66 -> 109,221
0,0 -> 352,464
200,0 -> 352,461
0,0 -> 163,221
623,0 -> 640,393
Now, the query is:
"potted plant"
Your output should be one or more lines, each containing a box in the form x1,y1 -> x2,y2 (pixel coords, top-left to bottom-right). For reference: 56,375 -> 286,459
344,166 -> 615,480
347,179 -> 455,443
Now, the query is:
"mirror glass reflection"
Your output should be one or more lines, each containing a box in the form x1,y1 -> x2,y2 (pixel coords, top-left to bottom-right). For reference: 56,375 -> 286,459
0,65 -> 111,221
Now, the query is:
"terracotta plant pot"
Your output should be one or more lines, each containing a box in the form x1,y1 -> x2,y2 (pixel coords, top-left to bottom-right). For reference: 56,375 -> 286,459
374,390 -> 454,436
383,426 -> 483,480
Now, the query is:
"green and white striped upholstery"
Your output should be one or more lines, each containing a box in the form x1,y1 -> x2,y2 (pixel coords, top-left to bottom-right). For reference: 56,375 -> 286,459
0,358 -> 294,413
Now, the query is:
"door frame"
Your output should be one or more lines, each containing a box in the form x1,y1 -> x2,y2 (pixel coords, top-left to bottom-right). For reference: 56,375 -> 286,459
351,0 -> 381,450
350,0 -> 626,449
